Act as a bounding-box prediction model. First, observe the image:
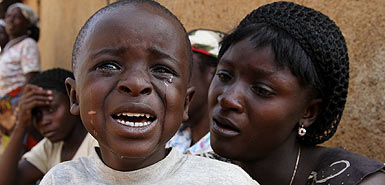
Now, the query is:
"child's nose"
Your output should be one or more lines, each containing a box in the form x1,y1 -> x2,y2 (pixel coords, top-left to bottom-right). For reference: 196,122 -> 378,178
217,86 -> 244,113
117,71 -> 152,96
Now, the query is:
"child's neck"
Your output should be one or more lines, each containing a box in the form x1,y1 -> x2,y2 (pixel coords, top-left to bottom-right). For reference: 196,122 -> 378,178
99,145 -> 170,172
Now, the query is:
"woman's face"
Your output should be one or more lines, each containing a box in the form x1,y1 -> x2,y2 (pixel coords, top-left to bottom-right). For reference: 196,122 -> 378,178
5,7 -> 30,39
208,36 -> 312,161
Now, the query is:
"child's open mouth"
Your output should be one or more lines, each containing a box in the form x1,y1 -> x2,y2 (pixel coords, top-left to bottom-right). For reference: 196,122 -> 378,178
112,112 -> 156,127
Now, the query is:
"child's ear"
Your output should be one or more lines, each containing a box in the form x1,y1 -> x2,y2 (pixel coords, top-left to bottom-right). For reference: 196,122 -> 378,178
65,77 -> 80,115
300,98 -> 323,127
182,86 -> 195,121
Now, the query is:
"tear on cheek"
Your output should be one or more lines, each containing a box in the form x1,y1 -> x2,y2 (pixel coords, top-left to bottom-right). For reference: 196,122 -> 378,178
163,76 -> 174,87
93,130 -> 98,137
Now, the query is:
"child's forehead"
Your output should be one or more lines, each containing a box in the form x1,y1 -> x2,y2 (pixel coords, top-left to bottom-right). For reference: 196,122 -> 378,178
97,3 -> 179,30
86,10 -> 183,54
74,2 -> 192,79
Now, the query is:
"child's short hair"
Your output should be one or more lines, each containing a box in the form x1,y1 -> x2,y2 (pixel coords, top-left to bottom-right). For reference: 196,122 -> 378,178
219,1 -> 349,145
71,0 -> 192,78
29,68 -> 74,95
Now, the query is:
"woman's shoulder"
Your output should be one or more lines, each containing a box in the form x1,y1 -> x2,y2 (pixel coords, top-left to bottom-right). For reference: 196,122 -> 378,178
358,170 -> 385,185
307,147 -> 385,185
23,37 -> 37,43
19,37 -> 38,46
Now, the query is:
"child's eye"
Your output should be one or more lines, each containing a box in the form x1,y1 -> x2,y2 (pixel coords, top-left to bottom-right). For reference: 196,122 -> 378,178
151,65 -> 178,79
216,71 -> 232,83
152,65 -> 176,74
96,62 -> 121,72
47,106 -> 57,113
252,85 -> 275,98
32,108 -> 42,122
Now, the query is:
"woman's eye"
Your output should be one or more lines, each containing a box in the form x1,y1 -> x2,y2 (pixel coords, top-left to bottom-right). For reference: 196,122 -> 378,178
216,71 -> 232,83
252,86 -> 274,97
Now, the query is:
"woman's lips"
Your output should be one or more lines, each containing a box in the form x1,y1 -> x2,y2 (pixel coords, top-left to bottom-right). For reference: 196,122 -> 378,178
211,117 -> 241,137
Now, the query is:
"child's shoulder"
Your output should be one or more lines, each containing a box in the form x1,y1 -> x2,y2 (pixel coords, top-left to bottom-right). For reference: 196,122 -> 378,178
174,152 -> 258,184
39,156 -> 93,185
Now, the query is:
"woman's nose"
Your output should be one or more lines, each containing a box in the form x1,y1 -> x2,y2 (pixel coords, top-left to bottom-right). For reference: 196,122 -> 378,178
217,85 -> 244,113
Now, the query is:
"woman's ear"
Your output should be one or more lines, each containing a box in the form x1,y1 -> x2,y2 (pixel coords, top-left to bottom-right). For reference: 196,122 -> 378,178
183,86 -> 195,121
65,77 -> 80,115
300,98 -> 323,128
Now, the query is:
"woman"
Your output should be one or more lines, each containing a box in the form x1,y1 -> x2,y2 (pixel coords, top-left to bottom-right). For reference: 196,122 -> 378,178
208,1 -> 385,185
0,3 -> 40,134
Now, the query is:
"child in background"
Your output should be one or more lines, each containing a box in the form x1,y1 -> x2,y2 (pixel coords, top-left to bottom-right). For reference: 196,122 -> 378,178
166,29 -> 226,155
208,1 -> 385,185
40,1 -> 257,184
0,68 -> 97,185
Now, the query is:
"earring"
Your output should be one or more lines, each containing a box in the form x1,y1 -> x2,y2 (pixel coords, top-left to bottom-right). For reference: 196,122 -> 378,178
298,124 -> 306,136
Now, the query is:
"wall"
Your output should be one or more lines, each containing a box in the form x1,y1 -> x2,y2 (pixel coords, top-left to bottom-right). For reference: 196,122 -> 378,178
23,0 -> 384,162
24,0 -> 111,70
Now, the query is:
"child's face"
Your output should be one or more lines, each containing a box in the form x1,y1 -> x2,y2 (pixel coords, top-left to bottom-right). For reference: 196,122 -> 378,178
67,4 -> 193,168
34,92 -> 76,143
208,36 -> 311,161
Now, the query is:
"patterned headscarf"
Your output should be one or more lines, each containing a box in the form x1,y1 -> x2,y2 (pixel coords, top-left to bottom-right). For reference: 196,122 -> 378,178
7,3 -> 39,28
188,29 -> 226,58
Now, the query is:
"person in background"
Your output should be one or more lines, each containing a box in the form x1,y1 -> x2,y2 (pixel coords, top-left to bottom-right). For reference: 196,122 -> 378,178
0,19 -> 9,51
0,3 -> 40,140
0,18 -> 9,150
166,29 -> 226,155
0,68 -> 97,185
208,1 -> 385,185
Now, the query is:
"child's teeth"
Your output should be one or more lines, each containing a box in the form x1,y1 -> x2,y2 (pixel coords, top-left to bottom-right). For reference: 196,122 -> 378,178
127,121 -> 134,127
116,119 -> 151,127
119,113 -> 152,118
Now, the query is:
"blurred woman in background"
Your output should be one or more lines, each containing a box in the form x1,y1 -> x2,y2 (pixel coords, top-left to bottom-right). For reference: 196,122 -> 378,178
0,3 -> 40,151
